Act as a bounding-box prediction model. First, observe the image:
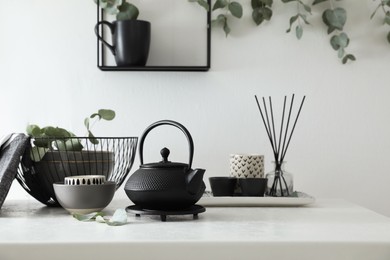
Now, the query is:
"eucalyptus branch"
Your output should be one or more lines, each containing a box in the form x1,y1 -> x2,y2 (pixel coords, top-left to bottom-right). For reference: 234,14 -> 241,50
371,0 -> 390,43
251,0 -> 273,26
283,0 -> 312,39
313,0 -> 356,64
211,0 -> 243,36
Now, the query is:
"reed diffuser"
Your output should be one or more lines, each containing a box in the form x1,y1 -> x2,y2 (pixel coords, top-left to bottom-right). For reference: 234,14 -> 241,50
254,94 -> 306,197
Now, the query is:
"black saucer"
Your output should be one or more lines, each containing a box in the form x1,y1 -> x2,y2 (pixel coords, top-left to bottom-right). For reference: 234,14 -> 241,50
126,204 -> 206,222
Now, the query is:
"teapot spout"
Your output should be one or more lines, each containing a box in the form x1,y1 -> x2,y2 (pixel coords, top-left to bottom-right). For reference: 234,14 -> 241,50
186,169 -> 205,195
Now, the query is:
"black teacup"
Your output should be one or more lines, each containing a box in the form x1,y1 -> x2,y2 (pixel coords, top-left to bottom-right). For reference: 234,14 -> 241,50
209,177 -> 237,197
239,178 -> 268,197
95,20 -> 151,66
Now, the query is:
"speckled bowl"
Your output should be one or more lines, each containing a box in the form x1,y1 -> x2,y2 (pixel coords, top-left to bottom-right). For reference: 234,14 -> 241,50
53,181 -> 115,214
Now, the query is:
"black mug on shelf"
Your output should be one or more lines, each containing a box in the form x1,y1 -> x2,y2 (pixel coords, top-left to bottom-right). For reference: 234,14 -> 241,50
95,19 -> 151,66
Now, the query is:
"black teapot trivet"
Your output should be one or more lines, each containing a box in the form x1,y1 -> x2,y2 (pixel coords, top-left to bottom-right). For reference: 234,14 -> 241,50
126,205 -> 206,222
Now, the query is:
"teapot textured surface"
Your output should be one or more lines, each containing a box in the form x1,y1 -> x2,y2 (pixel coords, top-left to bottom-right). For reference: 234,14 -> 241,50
124,120 -> 206,210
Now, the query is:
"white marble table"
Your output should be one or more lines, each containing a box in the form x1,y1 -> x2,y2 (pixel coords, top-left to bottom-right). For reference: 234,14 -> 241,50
1,199 -> 390,260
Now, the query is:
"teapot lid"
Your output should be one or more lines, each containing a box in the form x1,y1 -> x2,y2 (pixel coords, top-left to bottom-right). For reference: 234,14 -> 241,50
141,147 -> 189,169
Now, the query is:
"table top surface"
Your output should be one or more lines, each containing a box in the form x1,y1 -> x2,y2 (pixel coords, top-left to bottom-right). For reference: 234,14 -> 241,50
1,198 -> 390,244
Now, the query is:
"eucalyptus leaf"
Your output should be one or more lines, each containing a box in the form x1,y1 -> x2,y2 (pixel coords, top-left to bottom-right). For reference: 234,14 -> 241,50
281,0 -> 296,3
252,0 -> 263,9
196,0 -> 210,11
296,25 -> 303,39
117,2 -> 139,21
299,1 -> 311,14
338,47 -> 345,58
312,0 -> 328,5
229,2 -> 243,18
98,109 -> 116,121
212,0 -> 228,11
330,32 -> 349,50
223,19 -> 231,37
286,14 -> 299,33
262,0 -> 273,6
342,54 -> 356,64
323,8 -> 347,33
252,9 -> 265,25
385,11 -> 390,25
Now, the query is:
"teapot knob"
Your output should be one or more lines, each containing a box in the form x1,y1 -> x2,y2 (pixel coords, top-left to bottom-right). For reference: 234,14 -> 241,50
160,147 -> 170,163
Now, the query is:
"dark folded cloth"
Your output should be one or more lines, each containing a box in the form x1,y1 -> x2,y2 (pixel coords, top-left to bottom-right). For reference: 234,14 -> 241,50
0,134 -> 29,209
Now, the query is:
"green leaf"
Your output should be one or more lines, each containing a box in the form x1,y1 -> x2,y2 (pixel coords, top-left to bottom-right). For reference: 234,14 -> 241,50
212,0 -> 228,10
84,117 -> 90,130
312,0 -> 328,5
88,131 -> 100,145
64,139 -> 83,151
73,212 -> 104,222
252,0 -> 261,9
342,54 -> 356,64
322,8 -> 347,33
281,0 -> 296,3
338,47 -> 345,58
26,125 -> 42,137
223,19 -> 231,37
286,14 -> 299,33
299,0 -> 312,14
197,0 -> 210,11
252,9 -> 265,25
98,109 -> 116,121
385,11 -> 390,25
331,32 -> 349,50
387,31 -> 390,43
229,2 -> 243,18
117,2 -> 139,21
30,146 -> 49,162
212,14 -> 230,37
90,113 -> 101,120
33,136 -> 51,148
296,25 -> 303,39
42,127 -> 71,138
262,0 -> 273,6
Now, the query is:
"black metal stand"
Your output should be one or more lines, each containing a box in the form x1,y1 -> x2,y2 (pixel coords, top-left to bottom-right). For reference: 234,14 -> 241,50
126,205 -> 206,222
97,1 -> 211,72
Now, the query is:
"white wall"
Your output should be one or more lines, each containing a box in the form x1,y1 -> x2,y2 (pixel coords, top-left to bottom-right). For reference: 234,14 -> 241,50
2,0 -> 390,216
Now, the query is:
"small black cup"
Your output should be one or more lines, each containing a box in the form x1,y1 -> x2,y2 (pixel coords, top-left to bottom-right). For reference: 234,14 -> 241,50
209,177 -> 237,197
239,178 -> 267,197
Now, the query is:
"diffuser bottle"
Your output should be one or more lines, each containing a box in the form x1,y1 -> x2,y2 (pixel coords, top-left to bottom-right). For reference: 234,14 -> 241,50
265,161 -> 293,197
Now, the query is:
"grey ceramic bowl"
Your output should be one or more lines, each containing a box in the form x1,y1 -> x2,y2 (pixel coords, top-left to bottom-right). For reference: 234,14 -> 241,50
53,181 -> 116,214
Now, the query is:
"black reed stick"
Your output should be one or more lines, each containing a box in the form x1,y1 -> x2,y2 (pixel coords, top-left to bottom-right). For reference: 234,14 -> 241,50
254,94 -> 306,197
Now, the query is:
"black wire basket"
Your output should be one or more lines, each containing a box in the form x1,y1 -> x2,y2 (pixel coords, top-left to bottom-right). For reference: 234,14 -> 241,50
17,137 -> 138,206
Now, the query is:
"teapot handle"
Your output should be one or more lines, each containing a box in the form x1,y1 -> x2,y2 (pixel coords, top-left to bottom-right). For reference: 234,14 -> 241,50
139,120 -> 194,169
94,21 -> 116,55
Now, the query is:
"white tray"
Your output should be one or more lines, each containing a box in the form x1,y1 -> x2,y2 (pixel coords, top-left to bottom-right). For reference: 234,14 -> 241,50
199,191 -> 315,207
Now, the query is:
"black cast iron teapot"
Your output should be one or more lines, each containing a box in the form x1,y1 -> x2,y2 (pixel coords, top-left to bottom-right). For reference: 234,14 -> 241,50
124,120 -> 206,210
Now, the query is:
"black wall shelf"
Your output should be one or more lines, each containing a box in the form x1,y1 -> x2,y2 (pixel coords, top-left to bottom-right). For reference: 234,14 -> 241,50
96,1 -> 211,72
